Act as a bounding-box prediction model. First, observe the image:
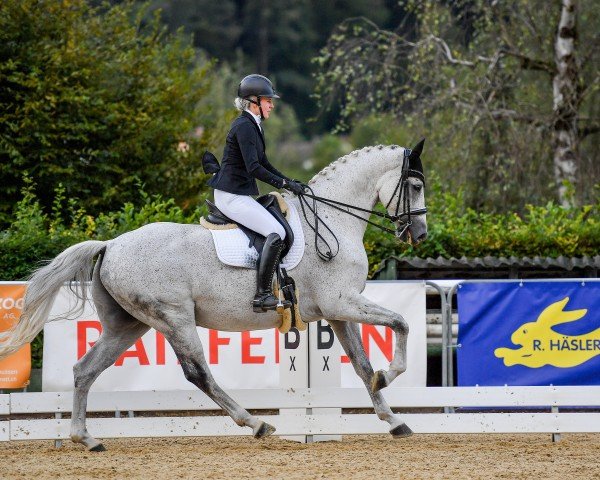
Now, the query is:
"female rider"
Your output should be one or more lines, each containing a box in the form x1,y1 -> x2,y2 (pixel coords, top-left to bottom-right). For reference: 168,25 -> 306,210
208,74 -> 305,313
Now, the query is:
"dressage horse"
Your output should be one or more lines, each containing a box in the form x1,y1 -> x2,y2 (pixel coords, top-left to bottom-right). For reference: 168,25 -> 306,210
0,141 -> 427,450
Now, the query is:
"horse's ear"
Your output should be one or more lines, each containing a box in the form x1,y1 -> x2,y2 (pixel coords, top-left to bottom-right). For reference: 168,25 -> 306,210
409,138 -> 425,160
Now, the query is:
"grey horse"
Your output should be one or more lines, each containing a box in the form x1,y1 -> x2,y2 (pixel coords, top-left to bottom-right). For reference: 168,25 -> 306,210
0,142 -> 427,451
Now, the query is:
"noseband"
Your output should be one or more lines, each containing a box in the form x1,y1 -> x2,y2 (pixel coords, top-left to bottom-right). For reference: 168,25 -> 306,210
297,148 -> 427,261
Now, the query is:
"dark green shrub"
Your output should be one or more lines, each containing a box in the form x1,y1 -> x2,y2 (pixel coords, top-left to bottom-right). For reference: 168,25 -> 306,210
0,0 -> 218,224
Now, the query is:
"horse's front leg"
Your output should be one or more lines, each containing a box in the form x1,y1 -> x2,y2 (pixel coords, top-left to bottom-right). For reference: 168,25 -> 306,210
328,320 -> 412,437
324,293 -> 408,392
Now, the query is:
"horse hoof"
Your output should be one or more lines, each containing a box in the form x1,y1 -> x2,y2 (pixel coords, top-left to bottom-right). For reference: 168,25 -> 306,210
371,370 -> 388,392
89,443 -> 106,452
253,421 -> 276,439
390,423 -> 413,438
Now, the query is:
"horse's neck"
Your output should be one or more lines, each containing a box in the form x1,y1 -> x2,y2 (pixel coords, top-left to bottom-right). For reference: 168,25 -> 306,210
308,147 -> 401,231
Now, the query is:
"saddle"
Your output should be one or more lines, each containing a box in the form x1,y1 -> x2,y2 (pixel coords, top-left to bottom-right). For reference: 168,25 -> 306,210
202,193 -> 295,259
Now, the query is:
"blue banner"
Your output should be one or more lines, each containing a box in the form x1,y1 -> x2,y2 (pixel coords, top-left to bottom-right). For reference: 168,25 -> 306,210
457,281 -> 600,386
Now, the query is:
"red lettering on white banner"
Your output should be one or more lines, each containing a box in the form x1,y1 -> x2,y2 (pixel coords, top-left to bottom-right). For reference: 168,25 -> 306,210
209,330 -> 230,364
156,332 -> 166,365
77,321 -> 101,359
363,325 -> 393,361
341,326 -> 393,363
114,339 -> 150,366
241,331 -> 265,364
77,320 -> 152,366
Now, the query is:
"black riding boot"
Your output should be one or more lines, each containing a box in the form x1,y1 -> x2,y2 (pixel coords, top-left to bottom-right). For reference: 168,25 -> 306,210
253,233 -> 289,312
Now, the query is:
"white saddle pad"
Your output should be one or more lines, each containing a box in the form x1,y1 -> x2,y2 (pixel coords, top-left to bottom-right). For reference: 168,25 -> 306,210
208,201 -> 305,270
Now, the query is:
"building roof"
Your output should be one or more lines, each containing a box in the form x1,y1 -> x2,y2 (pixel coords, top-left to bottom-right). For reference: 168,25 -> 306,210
373,255 -> 600,280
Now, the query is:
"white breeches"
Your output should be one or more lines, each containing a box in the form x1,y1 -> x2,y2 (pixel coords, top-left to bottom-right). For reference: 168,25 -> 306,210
214,189 -> 286,240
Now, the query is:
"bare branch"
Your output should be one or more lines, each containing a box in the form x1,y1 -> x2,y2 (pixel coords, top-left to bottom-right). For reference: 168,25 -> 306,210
579,124 -> 600,138
338,18 -> 498,68
427,35 -> 476,66
455,101 -> 550,128
426,35 -> 498,67
501,49 -> 555,74
488,109 -> 547,127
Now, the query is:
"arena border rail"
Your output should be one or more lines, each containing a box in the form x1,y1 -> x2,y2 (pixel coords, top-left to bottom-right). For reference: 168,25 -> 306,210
2,386 -> 599,443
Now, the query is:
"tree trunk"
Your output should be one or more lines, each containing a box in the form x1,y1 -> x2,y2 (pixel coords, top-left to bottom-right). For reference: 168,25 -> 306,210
552,0 -> 579,207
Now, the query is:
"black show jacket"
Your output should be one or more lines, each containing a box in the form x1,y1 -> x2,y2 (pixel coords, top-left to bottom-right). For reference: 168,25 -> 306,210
208,111 -> 290,195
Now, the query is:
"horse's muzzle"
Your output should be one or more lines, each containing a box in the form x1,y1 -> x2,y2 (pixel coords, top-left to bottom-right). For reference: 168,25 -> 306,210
396,219 -> 427,245
413,232 -> 427,245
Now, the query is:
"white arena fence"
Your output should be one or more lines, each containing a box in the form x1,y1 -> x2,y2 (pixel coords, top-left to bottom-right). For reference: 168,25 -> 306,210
1,386 -> 599,443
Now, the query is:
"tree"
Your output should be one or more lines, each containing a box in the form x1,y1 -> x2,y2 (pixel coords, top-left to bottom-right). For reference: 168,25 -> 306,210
134,0 -> 394,134
0,0 -> 219,223
314,0 -> 600,209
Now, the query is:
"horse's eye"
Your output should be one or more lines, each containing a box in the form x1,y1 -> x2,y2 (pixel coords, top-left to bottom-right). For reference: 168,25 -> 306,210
413,184 -> 423,192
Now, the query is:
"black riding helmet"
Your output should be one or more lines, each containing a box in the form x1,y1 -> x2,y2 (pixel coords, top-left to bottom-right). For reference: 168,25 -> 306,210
238,74 -> 280,119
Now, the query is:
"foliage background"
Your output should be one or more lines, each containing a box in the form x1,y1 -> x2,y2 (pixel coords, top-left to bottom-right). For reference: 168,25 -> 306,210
312,0 -> 600,210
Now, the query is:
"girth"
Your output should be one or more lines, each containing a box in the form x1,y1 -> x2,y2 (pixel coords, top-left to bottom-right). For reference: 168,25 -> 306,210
205,194 -> 294,258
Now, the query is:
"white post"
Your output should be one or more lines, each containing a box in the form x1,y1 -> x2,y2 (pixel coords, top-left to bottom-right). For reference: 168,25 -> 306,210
308,319 -> 341,442
279,326 -> 309,442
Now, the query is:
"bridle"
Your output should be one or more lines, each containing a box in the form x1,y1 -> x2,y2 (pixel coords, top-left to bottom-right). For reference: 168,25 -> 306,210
384,146 -> 427,239
296,148 -> 427,261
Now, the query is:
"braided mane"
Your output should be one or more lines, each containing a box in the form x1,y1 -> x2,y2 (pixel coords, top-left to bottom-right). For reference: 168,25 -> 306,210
308,144 -> 400,185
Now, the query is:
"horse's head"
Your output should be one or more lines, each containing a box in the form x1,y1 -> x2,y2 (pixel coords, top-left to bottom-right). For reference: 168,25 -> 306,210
378,139 -> 428,245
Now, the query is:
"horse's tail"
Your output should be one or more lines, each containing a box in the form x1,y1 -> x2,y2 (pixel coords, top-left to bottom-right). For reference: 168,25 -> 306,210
0,240 -> 107,360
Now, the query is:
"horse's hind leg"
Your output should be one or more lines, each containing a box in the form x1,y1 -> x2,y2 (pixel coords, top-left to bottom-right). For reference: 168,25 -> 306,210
164,323 -> 275,438
70,262 -> 150,451
328,320 -> 412,438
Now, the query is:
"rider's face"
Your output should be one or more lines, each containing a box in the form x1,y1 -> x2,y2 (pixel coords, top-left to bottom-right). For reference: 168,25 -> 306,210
257,97 -> 274,119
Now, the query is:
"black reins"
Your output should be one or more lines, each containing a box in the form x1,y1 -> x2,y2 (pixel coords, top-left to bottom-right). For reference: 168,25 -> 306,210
296,148 -> 427,261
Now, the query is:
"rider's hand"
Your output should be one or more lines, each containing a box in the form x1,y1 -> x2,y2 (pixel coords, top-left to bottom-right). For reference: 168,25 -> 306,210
283,179 -> 305,195
292,179 -> 310,191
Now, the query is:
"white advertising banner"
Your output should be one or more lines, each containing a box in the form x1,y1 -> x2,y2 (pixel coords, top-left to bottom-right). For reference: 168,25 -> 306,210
43,282 -> 427,391
43,287 -> 280,392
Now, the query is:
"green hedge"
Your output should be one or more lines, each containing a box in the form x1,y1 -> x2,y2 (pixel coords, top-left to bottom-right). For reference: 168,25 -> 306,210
364,180 -> 600,275
1,179 -> 205,282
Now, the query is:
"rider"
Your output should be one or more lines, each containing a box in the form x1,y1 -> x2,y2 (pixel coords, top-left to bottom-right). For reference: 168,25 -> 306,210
208,74 -> 305,313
